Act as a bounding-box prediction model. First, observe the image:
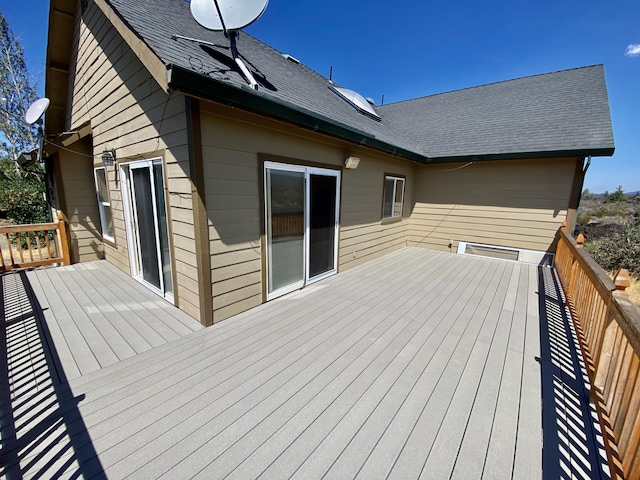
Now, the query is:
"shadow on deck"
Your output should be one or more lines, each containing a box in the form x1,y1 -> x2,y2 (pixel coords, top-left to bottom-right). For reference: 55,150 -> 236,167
0,270 -> 105,478
538,266 -> 609,479
0,250 -> 615,478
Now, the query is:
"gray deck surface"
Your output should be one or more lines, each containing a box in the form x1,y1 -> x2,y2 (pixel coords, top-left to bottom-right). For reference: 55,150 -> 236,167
1,247 -> 609,479
28,261 -> 202,381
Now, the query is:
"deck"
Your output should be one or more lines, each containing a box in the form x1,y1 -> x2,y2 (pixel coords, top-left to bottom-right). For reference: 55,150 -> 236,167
1,247 -> 609,479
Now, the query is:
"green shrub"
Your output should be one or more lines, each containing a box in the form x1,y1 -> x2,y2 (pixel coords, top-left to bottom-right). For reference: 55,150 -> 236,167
584,221 -> 640,279
0,161 -> 50,225
576,212 -> 592,224
593,205 -> 627,218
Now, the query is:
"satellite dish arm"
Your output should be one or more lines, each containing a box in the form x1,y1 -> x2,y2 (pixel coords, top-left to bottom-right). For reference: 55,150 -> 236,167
229,32 -> 259,90
212,0 -> 228,36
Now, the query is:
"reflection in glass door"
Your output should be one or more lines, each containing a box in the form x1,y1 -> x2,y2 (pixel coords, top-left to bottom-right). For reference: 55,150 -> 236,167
265,162 -> 340,299
266,166 -> 305,296
122,159 -> 173,302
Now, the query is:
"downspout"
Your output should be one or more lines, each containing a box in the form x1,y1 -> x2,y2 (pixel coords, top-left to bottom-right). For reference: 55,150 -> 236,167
576,155 -> 591,207
566,156 -> 591,236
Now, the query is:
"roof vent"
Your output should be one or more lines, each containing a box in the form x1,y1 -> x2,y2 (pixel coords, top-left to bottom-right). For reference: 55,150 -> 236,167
365,97 -> 376,106
282,54 -> 300,64
330,86 -> 381,120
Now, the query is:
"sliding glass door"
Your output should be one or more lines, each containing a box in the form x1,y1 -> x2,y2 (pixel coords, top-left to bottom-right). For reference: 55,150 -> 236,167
121,159 -> 173,302
265,162 -> 340,299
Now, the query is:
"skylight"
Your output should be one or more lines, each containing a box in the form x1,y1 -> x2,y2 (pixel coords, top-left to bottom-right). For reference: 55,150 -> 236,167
330,86 -> 380,120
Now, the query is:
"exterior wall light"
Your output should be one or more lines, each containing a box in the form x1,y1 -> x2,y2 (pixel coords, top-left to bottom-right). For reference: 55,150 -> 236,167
102,149 -> 116,166
345,156 -> 360,169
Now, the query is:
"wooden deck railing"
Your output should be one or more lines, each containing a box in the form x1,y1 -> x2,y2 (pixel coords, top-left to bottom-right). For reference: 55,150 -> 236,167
555,224 -> 640,479
0,212 -> 70,271
271,213 -> 304,239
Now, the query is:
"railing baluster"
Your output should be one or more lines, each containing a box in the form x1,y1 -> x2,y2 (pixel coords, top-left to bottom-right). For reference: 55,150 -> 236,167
35,233 -> 42,261
44,230 -> 52,259
17,233 -> 25,263
27,231 -> 34,262
7,232 -> 16,266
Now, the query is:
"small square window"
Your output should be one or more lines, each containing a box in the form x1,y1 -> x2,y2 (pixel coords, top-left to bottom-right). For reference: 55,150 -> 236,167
382,175 -> 405,219
94,167 -> 115,242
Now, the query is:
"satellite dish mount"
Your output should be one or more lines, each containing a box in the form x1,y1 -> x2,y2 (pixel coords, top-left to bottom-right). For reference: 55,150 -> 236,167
22,98 -> 51,164
190,0 -> 269,90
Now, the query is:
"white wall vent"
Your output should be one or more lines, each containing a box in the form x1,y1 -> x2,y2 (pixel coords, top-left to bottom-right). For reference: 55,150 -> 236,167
457,242 -> 554,267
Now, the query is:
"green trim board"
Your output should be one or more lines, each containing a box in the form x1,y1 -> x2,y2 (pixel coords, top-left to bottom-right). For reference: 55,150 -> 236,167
167,64 -> 428,164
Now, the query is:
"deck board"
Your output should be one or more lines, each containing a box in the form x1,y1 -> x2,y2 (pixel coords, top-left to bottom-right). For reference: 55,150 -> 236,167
24,262 -> 203,380
1,247 -> 611,479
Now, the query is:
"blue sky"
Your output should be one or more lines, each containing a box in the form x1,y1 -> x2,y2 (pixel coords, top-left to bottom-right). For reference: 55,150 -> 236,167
3,0 -> 638,193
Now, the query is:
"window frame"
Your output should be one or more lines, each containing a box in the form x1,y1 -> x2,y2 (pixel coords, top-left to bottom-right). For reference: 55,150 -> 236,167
382,174 -> 406,220
94,166 -> 115,244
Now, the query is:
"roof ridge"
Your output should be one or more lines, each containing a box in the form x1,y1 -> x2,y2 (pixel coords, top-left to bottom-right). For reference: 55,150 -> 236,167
379,64 -> 604,108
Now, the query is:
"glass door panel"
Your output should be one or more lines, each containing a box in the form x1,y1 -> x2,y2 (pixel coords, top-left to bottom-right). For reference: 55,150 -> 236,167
266,167 -> 305,297
131,167 -> 161,290
308,173 -> 337,279
153,164 -> 173,297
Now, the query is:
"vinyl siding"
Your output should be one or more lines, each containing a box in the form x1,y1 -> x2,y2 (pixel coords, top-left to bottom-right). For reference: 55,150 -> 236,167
200,102 -> 413,322
66,2 -> 199,320
408,157 -> 577,253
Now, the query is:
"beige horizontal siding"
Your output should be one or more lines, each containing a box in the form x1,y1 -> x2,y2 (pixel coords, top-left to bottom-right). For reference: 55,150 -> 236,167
409,157 -> 577,253
200,103 -> 415,322
55,137 -> 103,263
339,157 -> 412,270
67,2 -> 198,320
213,259 -> 262,283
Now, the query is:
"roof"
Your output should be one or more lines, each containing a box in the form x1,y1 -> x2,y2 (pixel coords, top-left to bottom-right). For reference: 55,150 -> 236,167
378,65 -> 615,161
65,0 -> 615,163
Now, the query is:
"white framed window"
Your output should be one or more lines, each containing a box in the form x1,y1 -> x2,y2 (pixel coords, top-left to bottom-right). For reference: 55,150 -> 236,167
382,175 -> 405,218
94,167 -> 115,242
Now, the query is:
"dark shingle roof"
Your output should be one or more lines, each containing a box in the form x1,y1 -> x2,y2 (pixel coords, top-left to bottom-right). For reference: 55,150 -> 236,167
105,0 -> 420,156
378,65 -> 615,160
104,0 -> 614,162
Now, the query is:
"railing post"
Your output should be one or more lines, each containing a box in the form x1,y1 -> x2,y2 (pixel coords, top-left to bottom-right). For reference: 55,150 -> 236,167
57,211 -> 71,266
614,269 -> 631,295
567,233 -> 585,299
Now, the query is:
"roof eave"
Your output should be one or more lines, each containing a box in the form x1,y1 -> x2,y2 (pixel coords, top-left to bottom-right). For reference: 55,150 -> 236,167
166,64 -> 430,164
424,147 -> 615,164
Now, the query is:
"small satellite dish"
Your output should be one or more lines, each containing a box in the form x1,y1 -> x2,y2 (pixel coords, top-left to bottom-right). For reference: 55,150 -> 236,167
25,98 -> 50,125
190,0 -> 268,31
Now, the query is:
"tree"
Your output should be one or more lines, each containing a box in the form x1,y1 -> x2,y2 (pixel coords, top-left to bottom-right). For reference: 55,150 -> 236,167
607,185 -> 626,203
0,12 -> 39,162
0,158 -> 49,224
0,14 -> 49,226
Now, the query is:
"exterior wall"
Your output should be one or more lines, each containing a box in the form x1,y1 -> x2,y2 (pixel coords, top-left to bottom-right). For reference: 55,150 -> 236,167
200,102 -> 414,322
54,137 -> 103,263
409,157 -> 579,253
66,2 -> 200,319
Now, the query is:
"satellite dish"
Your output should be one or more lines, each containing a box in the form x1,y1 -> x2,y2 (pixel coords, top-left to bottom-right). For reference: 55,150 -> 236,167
188,0 -> 268,90
190,0 -> 268,31
25,97 -> 50,125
